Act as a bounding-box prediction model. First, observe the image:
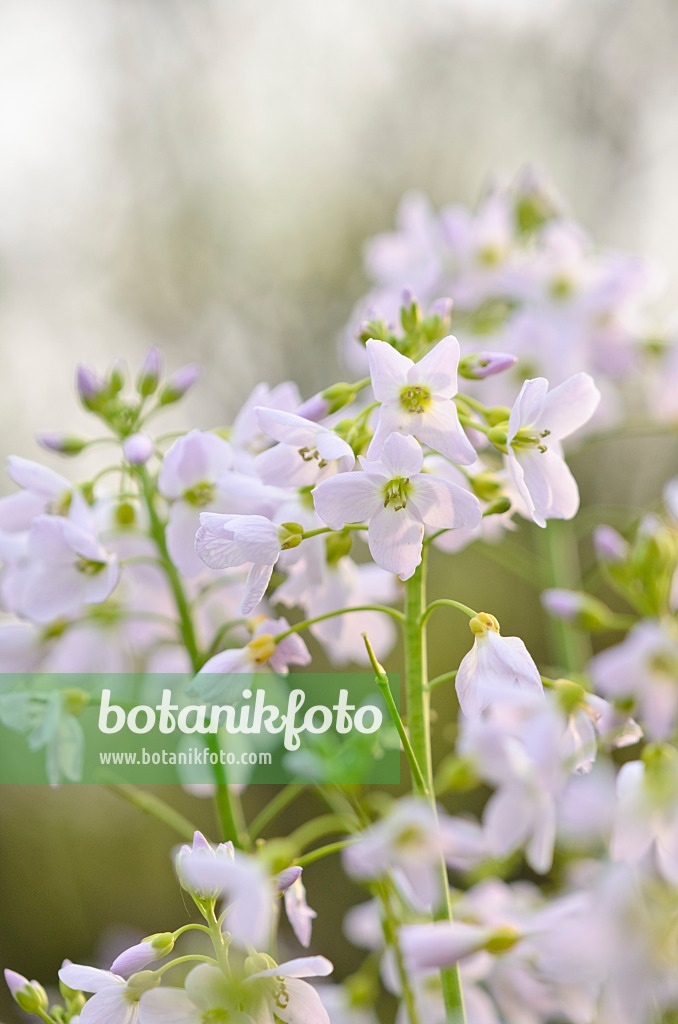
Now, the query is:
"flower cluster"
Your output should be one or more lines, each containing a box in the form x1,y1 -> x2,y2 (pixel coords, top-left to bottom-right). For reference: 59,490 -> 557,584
4,174 -> 678,1024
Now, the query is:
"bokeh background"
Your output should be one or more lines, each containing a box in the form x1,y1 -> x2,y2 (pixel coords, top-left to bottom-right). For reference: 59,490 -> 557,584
2,0 -> 678,1018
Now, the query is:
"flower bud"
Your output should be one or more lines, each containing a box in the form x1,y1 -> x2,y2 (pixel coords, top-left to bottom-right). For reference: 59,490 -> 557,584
400,291 -> 422,333
321,382 -> 359,414
483,496 -> 511,517
126,971 -> 160,997
38,432 -> 88,456
158,363 -> 201,405
115,501 -> 136,527
326,529 -> 353,563
4,970 -> 49,1015
137,346 -> 162,396
541,589 -> 616,631
358,319 -> 391,345
108,359 -> 126,396
61,687 -> 90,716
487,425 -> 508,449
459,352 -> 518,380
111,934 -> 175,975
296,393 -> 330,422
469,612 -> 500,636
123,433 -> 154,465
593,525 -> 628,564
77,365 -> 105,411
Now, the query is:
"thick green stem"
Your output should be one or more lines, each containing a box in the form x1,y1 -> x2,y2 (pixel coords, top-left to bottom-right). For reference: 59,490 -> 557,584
135,466 -> 248,849
539,521 -> 592,673
405,554 -> 467,1024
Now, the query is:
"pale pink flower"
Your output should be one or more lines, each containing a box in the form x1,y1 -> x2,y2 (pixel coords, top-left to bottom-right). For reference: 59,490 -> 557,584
506,373 -> 600,527
366,337 -> 476,463
455,613 -> 543,719
255,408 -> 354,486
313,433 -> 481,580
195,513 -> 283,614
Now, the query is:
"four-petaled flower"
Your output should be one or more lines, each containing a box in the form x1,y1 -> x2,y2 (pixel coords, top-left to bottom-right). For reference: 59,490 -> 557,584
366,336 -> 476,463
505,373 -> 600,528
313,433 -> 482,580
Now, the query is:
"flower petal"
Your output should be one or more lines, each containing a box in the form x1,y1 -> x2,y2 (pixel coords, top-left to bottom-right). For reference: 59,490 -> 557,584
368,506 -> 423,580
366,339 -> 410,403
139,989 -> 199,1024
415,399 -> 476,464
409,475 -> 482,530
409,336 -> 460,398
312,474 -> 381,530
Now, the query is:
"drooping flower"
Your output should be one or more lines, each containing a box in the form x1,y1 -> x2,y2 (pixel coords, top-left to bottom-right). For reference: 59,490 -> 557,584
366,337 -> 476,463
313,433 -> 482,580
193,617 -> 310,696
455,612 -> 544,719
195,513 -> 285,614
282,873 -> 317,948
254,407 -> 355,486
505,373 -> 600,527
158,429 -> 284,577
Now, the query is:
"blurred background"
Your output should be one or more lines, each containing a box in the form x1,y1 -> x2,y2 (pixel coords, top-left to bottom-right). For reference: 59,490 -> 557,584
2,0 -> 678,1017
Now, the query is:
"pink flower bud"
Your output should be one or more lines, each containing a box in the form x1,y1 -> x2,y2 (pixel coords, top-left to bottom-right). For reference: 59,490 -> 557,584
459,352 -> 518,380
137,346 -> 163,396
122,432 -> 154,465
159,363 -> 201,405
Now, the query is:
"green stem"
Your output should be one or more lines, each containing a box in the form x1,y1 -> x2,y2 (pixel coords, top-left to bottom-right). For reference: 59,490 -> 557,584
156,954 -> 218,976
374,880 -> 423,1024
426,670 -> 458,691
106,784 -> 198,840
405,554 -> 467,1024
273,604 -> 404,643
296,838 -> 357,867
539,521 -> 592,673
287,813 -> 353,853
134,466 -> 247,849
420,599 -> 477,628
362,632 -> 427,794
249,784 -> 306,839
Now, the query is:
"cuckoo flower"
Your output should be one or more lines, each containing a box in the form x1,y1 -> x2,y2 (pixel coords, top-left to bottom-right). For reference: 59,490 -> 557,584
191,617 -> 311,701
139,957 -> 333,1024
58,961 -> 156,1024
158,430 -> 279,577
254,407 -> 355,486
611,755 -> 678,886
195,513 -> 285,614
589,619 -> 678,741
0,456 -> 73,532
312,433 -> 481,580
12,514 -> 118,624
505,372 -> 600,527
366,337 -> 476,463
455,613 -> 544,719
343,797 -> 486,911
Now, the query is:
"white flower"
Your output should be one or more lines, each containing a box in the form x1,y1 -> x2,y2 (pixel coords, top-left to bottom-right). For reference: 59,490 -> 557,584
158,429 -> 280,577
455,613 -> 544,719
282,874 -> 317,948
313,433 -> 481,580
176,831 -> 274,949
10,514 -> 118,624
139,957 -> 333,1024
366,337 -> 476,463
58,961 -> 152,1024
611,756 -> 678,886
343,797 -> 486,911
506,373 -> 600,527
195,513 -> 283,614
0,456 -> 73,532
254,407 -> 355,486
